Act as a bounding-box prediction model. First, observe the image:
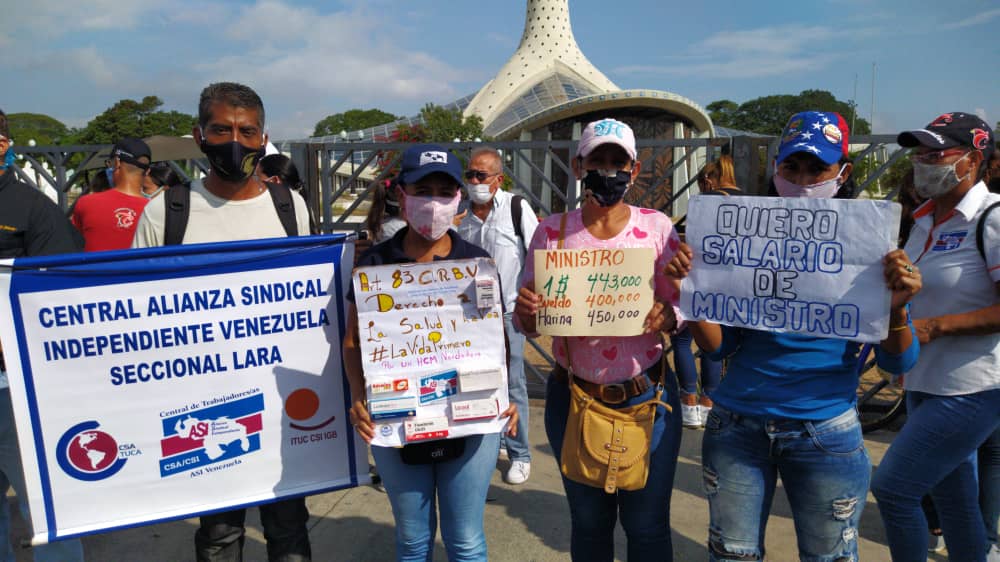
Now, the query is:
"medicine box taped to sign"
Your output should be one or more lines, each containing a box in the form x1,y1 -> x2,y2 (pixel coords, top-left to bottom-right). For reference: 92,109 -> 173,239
680,195 -> 900,342
353,258 -> 509,447
533,248 -> 655,336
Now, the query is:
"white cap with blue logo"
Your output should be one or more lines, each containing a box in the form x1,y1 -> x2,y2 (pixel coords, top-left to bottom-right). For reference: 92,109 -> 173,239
577,118 -> 637,161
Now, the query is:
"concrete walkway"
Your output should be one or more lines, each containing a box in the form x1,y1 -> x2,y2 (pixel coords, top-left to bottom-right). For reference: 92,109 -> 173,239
9,400 -> 945,561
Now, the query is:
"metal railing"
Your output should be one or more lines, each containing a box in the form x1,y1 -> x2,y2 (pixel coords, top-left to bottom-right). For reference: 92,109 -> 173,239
10,135 -> 914,383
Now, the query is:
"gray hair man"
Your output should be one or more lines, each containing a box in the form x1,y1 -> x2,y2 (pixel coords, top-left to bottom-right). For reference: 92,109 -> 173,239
457,147 -> 538,484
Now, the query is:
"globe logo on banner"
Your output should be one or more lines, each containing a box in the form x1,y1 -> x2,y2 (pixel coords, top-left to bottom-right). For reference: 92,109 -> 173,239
56,421 -> 129,481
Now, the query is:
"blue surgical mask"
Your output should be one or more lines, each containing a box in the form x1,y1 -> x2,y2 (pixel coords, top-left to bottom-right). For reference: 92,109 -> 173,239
0,147 -> 15,171
105,167 -> 115,187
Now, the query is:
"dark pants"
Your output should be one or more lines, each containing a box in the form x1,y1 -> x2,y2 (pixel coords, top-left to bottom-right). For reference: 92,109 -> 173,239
195,497 -> 311,562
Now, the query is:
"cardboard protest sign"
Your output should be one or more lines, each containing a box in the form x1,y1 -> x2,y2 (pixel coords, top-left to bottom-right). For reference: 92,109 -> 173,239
0,235 -> 367,545
353,258 -> 508,447
533,248 -> 655,336
681,195 -> 900,342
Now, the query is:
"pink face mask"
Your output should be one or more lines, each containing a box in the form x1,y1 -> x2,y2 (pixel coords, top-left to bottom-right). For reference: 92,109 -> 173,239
402,191 -> 460,240
773,163 -> 847,198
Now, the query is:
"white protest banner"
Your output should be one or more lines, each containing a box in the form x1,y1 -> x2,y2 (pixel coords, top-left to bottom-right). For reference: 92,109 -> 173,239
353,258 -> 508,447
0,236 -> 367,545
681,195 -> 900,342
533,248 -> 655,336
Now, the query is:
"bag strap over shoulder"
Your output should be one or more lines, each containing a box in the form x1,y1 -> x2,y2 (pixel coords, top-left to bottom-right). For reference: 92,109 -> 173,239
163,183 -> 191,246
511,195 -> 525,247
976,201 -> 1000,263
266,181 -> 299,237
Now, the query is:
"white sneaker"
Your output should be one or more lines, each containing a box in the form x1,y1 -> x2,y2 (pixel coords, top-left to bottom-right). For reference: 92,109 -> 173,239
927,532 -> 945,553
505,461 -> 531,485
986,543 -> 1000,562
681,404 -> 702,428
698,405 -> 712,427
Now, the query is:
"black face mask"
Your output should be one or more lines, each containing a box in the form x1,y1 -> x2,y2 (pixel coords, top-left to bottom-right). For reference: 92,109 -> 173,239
582,169 -> 631,207
200,138 -> 265,183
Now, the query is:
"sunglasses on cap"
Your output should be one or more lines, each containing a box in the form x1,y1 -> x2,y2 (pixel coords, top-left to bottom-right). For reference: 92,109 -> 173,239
908,148 -> 969,165
464,169 -> 499,182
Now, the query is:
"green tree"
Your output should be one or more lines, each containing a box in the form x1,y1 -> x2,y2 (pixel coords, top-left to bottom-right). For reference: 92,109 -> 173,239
708,90 -> 871,135
416,104 -> 484,143
72,96 -> 197,145
706,100 -> 738,128
313,109 -> 398,137
6,113 -> 70,146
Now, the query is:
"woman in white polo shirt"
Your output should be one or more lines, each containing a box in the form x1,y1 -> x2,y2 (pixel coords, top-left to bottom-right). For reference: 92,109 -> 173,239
871,112 -> 1000,561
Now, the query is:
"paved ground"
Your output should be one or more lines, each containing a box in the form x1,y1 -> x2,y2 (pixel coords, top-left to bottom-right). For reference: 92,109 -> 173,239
8,400 -> 947,561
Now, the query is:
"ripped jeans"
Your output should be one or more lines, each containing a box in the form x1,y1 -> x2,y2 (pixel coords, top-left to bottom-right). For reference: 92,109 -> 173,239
702,405 -> 869,562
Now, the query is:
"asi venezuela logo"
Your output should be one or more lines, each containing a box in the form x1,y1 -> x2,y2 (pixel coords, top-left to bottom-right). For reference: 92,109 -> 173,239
158,393 -> 264,477
57,421 -> 135,481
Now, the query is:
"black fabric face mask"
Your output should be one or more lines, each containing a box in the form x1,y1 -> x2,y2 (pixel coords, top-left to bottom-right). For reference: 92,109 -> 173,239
200,139 -> 265,183
582,169 -> 631,206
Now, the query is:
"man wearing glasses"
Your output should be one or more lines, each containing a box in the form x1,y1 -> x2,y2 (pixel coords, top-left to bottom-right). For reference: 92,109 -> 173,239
457,147 -> 538,484
71,137 -> 152,252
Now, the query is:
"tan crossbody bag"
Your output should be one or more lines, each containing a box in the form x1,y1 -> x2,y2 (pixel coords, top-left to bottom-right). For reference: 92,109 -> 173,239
552,213 -> 672,493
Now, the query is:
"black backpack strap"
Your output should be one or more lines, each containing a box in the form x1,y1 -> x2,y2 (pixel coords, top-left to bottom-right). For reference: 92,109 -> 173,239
976,201 -> 1000,262
163,183 -> 191,246
266,181 -> 299,237
511,195 -> 524,247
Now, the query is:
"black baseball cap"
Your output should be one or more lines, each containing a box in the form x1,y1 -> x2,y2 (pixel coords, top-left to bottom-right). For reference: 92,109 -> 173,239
898,112 -> 995,160
105,137 -> 152,169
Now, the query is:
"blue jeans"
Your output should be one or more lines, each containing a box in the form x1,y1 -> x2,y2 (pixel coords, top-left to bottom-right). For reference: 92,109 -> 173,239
504,315 -> 530,462
670,326 -> 721,397
871,389 -> 1000,562
702,404 -> 870,561
0,388 -> 84,562
544,366 -> 682,562
981,426 -> 1000,547
371,433 -> 500,562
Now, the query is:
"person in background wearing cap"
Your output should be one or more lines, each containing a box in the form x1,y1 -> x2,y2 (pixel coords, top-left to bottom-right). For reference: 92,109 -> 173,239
142,161 -> 183,199
133,82 -> 313,562
514,118 -> 683,561
342,144 -> 518,561
0,109 -> 85,561
666,111 -> 921,561
458,146 -> 539,485
71,137 -> 153,252
871,112 -> 1000,561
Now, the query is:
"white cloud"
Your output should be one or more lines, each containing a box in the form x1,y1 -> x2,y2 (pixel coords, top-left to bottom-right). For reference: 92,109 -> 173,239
943,8 -> 1000,29
12,46 -> 117,85
6,0 -> 159,34
184,1 -> 462,137
614,24 -> 868,79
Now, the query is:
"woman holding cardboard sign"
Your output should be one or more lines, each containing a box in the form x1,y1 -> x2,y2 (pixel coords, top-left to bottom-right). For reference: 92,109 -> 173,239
665,111 -> 922,561
342,144 -> 518,562
514,118 -> 684,561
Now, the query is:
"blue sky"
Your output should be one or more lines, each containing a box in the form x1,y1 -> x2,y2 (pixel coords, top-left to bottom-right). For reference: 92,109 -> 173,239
2,0 -> 998,140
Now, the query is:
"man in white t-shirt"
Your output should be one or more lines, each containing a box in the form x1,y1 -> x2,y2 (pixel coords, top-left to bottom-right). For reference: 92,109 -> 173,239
133,82 -> 311,562
458,147 -> 538,484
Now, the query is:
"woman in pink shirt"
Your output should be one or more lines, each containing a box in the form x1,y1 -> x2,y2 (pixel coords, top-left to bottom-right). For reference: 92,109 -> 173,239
515,118 -> 683,561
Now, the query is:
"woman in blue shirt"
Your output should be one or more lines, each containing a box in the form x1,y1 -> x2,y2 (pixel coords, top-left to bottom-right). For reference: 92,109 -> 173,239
667,112 -> 921,561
